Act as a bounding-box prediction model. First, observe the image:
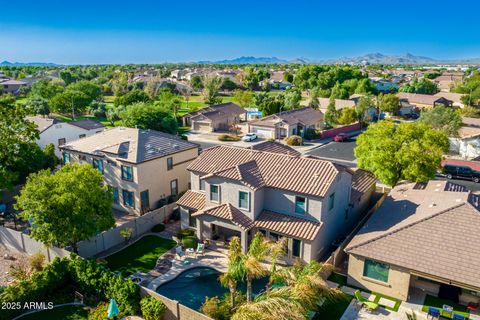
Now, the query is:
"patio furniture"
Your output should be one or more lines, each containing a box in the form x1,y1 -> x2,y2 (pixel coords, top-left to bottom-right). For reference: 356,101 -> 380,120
427,307 -> 441,319
354,290 -> 379,311
175,246 -> 185,260
186,248 -> 195,257
453,314 -> 467,320
196,243 -> 205,256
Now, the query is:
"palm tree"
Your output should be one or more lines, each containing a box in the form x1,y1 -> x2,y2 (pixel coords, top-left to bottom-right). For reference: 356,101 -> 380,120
265,237 -> 287,290
243,232 -> 269,302
219,237 -> 245,308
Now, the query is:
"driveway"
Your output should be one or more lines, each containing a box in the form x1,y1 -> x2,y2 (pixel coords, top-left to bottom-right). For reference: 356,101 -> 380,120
185,131 -> 267,151
305,136 -> 358,167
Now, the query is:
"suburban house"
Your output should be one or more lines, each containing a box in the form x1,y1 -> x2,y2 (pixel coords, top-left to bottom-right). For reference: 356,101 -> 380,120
177,145 -> 376,262
60,127 -> 200,215
248,107 -> 324,139
0,78 -> 28,94
433,73 -> 463,92
345,180 -> 480,305
259,71 -> 291,90
434,92 -> 465,108
26,116 -> 105,157
372,78 -> 399,92
182,102 -> 246,132
318,98 -> 356,114
397,92 -> 455,109
449,117 -> 480,159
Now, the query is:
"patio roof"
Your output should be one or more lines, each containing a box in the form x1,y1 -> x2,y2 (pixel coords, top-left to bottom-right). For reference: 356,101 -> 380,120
176,190 -> 205,211
192,203 -> 255,231
254,210 -> 322,241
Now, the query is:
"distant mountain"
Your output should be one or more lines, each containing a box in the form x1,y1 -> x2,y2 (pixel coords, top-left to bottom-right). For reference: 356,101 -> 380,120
0,60 -> 59,67
328,53 -> 480,65
198,56 -> 290,64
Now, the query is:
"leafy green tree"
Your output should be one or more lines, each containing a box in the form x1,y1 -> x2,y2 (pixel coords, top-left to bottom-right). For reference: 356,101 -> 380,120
155,88 -> 182,118
242,233 -> 268,302
59,70 -> 77,85
29,79 -> 64,100
106,105 -> 124,126
111,72 -> 129,96
120,102 -> 178,134
50,89 -> 91,117
233,89 -> 254,108
190,75 -> 203,91
26,95 -> 50,117
418,105 -> 462,136
68,80 -> 103,101
16,163 -> 114,253
355,78 -> 377,95
338,107 -> 358,125
356,95 -> 375,123
88,101 -> 107,117
114,89 -> 151,107
283,89 -> 302,110
355,121 -> 449,186
324,97 -> 339,127
330,81 -> 349,100
378,93 -> 400,114
243,67 -> 269,90
41,143 -> 59,169
400,78 -> 439,94
220,237 -> 245,308
283,72 -> 294,83
222,78 -> 237,91
202,74 -> 223,105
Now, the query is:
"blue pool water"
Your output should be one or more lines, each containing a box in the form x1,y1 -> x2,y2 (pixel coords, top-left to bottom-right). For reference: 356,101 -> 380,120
156,267 -> 269,310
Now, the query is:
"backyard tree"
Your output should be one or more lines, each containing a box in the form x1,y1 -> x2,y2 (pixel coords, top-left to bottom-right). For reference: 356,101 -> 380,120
16,163 -> 115,253
233,89 -> 254,108
243,233 -> 269,302
354,121 -> 449,187
26,95 -> 50,117
418,105 -> 462,136
220,237 -> 245,308
324,97 -> 339,127
202,74 -> 223,105
338,107 -> 358,125
355,95 -> 375,123
378,93 -> 400,114
120,102 -> 178,134
283,89 -> 302,110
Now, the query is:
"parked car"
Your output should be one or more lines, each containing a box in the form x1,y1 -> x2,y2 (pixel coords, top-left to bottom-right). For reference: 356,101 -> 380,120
442,164 -> 480,183
242,133 -> 258,142
334,133 -> 349,142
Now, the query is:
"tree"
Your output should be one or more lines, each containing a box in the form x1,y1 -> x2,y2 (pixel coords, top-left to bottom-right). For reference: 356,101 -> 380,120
155,88 -> 182,118
144,78 -> 160,100
418,105 -> 462,136
190,75 -> 203,91
114,90 -> 151,107
111,72 -> 128,96
29,79 -> 64,100
50,89 -> 91,118
355,78 -> 377,95
120,102 -> 178,134
400,78 -> 439,94
233,90 -> 254,109
356,96 -> 375,123
59,70 -> 77,85
354,121 -> 449,186
378,93 -> 400,114
243,233 -> 269,302
222,78 -> 237,91
324,97 -> 338,127
106,105 -> 124,126
88,101 -> 107,117
338,107 -> 358,125
202,74 -> 223,105
15,163 -> 115,253
68,80 -> 103,101
177,85 -> 193,110
219,237 -> 245,308
283,89 -> 302,110
26,95 -> 50,117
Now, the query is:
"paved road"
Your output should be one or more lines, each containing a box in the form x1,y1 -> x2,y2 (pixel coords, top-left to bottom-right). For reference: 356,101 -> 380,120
305,137 -> 357,166
434,175 -> 480,192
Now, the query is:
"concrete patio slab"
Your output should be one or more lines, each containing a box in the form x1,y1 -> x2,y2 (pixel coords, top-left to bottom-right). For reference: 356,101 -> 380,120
378,297 -> 396,309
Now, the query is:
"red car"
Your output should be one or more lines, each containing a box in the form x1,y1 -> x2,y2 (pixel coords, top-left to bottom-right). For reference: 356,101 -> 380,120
334,133 -> 349,142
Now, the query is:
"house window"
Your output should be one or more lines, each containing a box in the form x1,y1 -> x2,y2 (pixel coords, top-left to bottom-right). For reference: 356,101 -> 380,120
363,259 -> 389,283
140,190 -> 150,212
121,165 -> 133,181
79,134 -> 86,139
292,238 -> 301,258
63,152 -> 70,164
122,190 -> 135,208
328,193 -> 335,211
270,232 -> 280,241
112,187 -> 119,204
210,185 -> 219,202
239,191 -> 249,210
167,157 -> 173,170
58,138 -> 66,146
79,155 -> 87,161
189,212 -> 197,228
92,159 -> 104,174
295,196 -> 306,214
170,179 -> 178,196
200,178 -> 206,191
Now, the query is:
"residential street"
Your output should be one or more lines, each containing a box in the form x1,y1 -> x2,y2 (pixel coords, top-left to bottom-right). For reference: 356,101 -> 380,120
305,136 -> 358,167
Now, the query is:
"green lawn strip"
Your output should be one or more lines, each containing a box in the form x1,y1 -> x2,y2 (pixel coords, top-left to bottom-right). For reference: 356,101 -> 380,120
105,235 -> 176,276
421,294 -> 470,319
314,293 -> 353,320
372,292 -> 402,312
327,272 -> 348,287
17,304 -> 89,320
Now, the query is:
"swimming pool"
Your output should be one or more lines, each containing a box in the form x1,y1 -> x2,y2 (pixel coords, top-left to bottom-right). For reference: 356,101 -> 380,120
156,267 -> 269,310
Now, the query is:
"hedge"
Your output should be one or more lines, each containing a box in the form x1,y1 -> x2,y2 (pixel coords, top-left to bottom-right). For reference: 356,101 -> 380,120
285,135 -> 303,146
218,134 -> 241,141
140,296 -> 167,320
151,223 -> 166,233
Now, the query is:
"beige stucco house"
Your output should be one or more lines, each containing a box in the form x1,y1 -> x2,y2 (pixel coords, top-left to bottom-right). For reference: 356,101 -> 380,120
345,180 -> 480,305
60,127 -> 199,215
182,102 -> 246,132
177,143 -> 376,263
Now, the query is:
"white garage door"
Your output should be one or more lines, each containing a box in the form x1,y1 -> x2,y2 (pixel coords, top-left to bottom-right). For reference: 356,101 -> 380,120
252,127 -> 274,138
193,122 -> 212,132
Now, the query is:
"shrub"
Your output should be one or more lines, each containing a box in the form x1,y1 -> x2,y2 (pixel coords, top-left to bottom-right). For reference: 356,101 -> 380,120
182,236 -> 198,249
218,134 -> 240,141
201,293 -> 246,320
180,134 -> 188,141
175,228 -> 195,240
140,296 -> 167,320
285,135 -> 303,146
29,252 -> 46,272
303,128 -> 320,140
89,301 -> 125,320
151,224 -> 166,233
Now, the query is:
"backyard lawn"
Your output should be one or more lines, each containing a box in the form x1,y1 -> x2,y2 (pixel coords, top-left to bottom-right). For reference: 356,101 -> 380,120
17,304 -> 89,320
105,235 -> 176,276
315,293 -> 353,320
422,294 -> 470,319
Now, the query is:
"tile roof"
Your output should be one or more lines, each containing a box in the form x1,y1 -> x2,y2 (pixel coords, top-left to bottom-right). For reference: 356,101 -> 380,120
255,210 -> 322,241
61,127 -> 199,164
318,98 -> 356,111
26,116 -> 60,133
250,140 -> 300,156
433,92 -> 464,104
249,107 -> 323,128
397,93 -> 454,106
69,119 -> 105,131
188,145 -> 344,197
176,190 -> 205,211
350,169 -> 377,203
192,203 -> 255,231
346,180 -> 480,289
187,102 -> 245,121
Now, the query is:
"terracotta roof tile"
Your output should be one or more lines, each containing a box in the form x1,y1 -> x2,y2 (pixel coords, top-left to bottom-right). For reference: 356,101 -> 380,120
192,203 -> 254,230
176,190 -> 205,211
250,141 -> 300,156
350,169 -> 377,202
255,210 -> 322,241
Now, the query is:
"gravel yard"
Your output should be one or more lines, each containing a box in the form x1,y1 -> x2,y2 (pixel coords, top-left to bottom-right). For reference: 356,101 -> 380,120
0,245 -> 29,287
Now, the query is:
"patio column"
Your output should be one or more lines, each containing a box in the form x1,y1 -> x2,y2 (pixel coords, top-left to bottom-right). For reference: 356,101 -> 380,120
196,218 -> 202,240
241,230 -> 248,253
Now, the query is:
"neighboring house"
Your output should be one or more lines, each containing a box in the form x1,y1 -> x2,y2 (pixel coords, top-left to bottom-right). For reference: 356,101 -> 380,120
449,117 -> 480,159
60,127 -> 200,215
260,71 -> 291,90
26,116 -> 105,157
318,98 -> 356,114
345,180 -> 480,304
182,103 -> 246,133
0,79 -> 28,94
434,92 -> 465,108
372,79 -> 399,92
248,107 -> 324,139
244,108 -> 263,121
433,73 -> 463,92
249,140 -> 301,156
397,92 -> 454,109
177,145 -> 376,262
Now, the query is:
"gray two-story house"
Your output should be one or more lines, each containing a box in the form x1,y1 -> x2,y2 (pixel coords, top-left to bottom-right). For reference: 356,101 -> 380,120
177,144 -> 376,262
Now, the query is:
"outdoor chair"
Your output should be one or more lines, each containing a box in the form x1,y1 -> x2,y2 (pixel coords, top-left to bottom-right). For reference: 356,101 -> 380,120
354,290 -> 379,311
196,243 -> 205,256
452,314 -> 467,320
175,246 -> 185,260
427,307 -> 440,319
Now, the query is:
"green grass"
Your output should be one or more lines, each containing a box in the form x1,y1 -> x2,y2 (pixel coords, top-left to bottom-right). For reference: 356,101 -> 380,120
314,294 -> 353,320
327,272 -> 348,287
51,114 -> 118,128
422,294 -> 470,319
372,292 -> 402,312
105,235 -> 176,276
17,304 -> 89,320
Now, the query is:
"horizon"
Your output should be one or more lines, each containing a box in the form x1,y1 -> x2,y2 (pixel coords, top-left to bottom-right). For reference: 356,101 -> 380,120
1,0 -> 480,64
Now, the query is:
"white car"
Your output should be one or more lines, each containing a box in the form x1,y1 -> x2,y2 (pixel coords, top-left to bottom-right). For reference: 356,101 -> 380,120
242,133 -> 258,142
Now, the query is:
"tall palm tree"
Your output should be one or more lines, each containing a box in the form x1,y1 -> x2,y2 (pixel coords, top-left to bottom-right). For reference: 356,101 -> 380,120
265,237 -> 287,290
243,232 -> 269,302
219,236 -> 245,308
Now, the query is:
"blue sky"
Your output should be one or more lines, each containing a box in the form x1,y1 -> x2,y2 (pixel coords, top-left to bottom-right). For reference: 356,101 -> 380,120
1,0 -> 479,64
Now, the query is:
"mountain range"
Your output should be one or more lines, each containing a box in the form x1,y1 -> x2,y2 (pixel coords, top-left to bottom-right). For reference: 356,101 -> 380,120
0,60 -> 59,67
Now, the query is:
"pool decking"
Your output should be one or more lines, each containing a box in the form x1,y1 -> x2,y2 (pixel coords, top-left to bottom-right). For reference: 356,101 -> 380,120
147,248 -> 228,291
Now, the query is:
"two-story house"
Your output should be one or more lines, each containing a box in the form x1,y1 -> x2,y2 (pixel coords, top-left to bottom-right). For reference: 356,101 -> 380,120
60,127 -> 200,215
177,145 -> 376,262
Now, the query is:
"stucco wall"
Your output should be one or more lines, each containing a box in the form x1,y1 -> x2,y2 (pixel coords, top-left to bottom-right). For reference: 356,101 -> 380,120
263,188 -> 322,222
40,123 -> 101,157
347,254 -> 411,300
